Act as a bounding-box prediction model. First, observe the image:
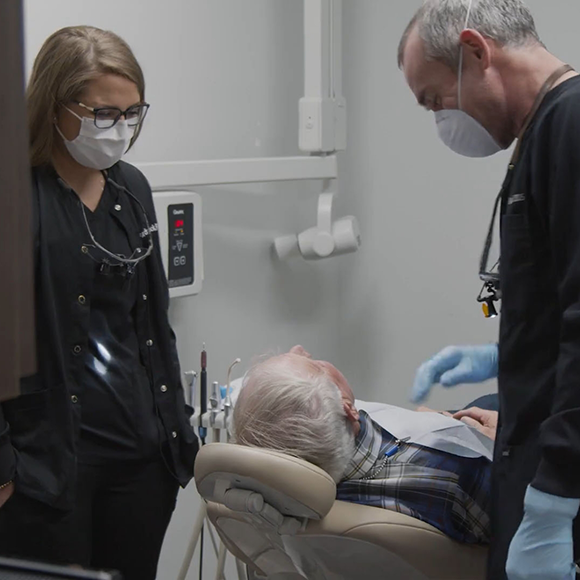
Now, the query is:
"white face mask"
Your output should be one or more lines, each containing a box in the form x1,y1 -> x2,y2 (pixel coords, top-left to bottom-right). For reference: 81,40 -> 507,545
56,106 -> 135,170
434,0 -> 502,158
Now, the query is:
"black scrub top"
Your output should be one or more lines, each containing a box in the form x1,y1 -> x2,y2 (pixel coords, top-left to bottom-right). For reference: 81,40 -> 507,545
78,182 -> 163,464
0,162 -> 197,511
489,75 -> 580,578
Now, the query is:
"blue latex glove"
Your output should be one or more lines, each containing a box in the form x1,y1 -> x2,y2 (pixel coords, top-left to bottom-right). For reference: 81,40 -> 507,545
506,486 -> 580,580
411,344 -> 498,403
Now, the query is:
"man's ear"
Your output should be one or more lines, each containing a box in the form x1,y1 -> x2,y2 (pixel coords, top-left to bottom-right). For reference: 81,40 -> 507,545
343,400 -> 359,424
460,29 -> 492,70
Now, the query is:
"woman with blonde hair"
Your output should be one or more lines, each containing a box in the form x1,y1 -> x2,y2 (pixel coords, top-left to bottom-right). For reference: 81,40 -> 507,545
0,26 -> 198,579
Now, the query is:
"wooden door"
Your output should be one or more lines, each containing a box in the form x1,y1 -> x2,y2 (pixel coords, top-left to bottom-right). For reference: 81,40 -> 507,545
0,0 -> 37,402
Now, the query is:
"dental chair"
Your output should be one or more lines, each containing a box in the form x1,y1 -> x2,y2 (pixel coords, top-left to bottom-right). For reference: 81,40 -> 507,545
195,443 -> 488,580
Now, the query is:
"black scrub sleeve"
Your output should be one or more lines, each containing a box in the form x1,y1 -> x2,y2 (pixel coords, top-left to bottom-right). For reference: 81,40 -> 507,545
0,412 -> 16,486
532,94 -> 580,499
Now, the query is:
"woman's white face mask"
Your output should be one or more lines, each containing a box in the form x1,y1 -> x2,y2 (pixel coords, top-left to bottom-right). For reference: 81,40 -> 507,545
56,106 -> 135,170
434,0 -> 502,158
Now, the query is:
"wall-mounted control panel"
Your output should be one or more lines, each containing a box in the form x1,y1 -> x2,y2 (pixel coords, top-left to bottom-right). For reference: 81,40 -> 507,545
153,191 -> 203,298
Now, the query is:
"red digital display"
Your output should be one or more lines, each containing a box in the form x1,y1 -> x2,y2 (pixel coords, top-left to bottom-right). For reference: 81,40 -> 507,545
174,219 -> 184,228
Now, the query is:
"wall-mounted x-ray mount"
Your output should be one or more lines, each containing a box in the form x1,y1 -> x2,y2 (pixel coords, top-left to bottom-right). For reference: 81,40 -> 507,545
274,183 -> 361,261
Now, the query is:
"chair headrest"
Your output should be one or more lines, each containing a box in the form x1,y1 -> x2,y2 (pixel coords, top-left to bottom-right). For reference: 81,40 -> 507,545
195,443 -> 337,519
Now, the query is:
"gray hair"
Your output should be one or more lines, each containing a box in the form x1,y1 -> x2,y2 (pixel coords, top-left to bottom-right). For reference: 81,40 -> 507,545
398,0 -> 543,70
232,356 -> 355,483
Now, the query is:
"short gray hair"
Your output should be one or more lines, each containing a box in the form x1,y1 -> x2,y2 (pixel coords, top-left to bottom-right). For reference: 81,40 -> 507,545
398,0 -> 543,69
232,356 -> 355,483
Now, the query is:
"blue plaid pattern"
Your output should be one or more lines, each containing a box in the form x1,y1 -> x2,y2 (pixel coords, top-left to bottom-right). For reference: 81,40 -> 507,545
336,410 -> 492,544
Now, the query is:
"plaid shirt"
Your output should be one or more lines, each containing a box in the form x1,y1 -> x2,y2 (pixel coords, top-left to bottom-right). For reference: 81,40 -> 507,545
336,410 -> 491,544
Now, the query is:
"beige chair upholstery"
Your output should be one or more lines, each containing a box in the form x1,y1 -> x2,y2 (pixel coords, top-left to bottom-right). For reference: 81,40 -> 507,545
195,443 -> 488,580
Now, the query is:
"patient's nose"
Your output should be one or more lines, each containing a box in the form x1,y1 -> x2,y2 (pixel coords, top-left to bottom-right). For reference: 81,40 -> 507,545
289,345 -> 312,358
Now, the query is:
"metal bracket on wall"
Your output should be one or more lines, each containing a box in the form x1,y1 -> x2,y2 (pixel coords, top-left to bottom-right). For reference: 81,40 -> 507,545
136,0 -> 345,191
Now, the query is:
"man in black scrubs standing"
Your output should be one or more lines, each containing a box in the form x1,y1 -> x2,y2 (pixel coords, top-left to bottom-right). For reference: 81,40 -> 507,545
398,1 -> 580,579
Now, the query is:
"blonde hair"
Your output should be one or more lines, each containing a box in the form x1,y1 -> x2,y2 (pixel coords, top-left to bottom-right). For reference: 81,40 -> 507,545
27,26 -> 146,167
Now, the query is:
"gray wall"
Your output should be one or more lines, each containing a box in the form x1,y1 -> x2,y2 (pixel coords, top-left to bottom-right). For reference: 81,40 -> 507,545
337,0 -> 580,411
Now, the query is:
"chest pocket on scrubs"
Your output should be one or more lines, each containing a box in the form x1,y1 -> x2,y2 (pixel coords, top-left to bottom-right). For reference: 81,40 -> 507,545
500,208 -> 542,317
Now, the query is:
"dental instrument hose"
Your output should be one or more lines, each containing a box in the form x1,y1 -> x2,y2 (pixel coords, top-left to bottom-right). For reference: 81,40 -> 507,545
199,344 -> 208,580
199,344 -> 207,445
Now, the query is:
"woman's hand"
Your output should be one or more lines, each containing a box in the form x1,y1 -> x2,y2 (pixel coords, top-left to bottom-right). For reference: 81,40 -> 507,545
0,482 -> 14,509
453,407 -> 498,441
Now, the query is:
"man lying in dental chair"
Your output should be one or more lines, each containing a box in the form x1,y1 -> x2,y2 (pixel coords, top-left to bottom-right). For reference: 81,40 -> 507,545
233,346 -> 498,545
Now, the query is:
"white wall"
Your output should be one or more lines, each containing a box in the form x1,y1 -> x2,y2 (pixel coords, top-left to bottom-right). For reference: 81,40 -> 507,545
338,0 -> 580,411
24,1 -> 342,578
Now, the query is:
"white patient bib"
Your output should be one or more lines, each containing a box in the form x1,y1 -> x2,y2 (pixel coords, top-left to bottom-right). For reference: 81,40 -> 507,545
357,400 -> 494,461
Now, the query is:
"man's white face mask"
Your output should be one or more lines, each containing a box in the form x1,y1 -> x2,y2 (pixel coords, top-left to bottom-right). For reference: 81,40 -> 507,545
434,54 -> 502,158
434,0 -> 502,158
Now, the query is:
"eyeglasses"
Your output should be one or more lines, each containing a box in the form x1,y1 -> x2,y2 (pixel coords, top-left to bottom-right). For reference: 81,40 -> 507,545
74,101 -> 150,129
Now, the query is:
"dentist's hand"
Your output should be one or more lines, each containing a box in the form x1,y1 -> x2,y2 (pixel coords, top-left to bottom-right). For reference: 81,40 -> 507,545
411,344 -> 498,403
506,486 -> 579,580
